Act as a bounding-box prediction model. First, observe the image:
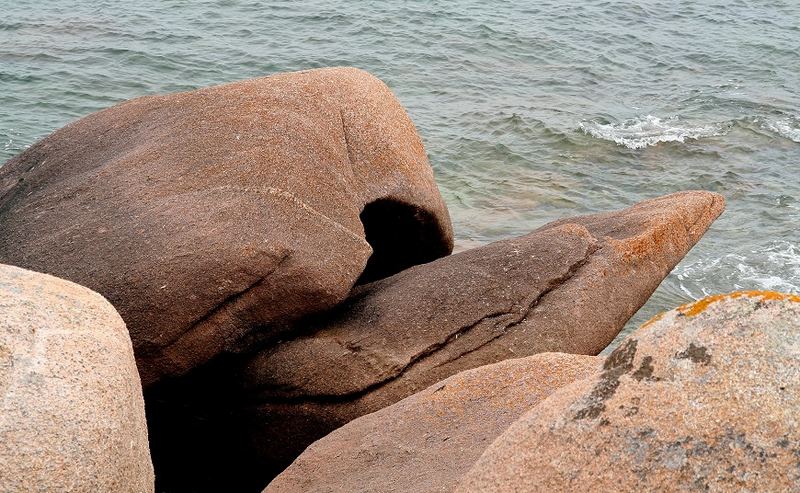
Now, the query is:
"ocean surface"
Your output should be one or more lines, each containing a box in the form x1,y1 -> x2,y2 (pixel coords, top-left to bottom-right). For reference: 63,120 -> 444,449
2,1 -> 798,345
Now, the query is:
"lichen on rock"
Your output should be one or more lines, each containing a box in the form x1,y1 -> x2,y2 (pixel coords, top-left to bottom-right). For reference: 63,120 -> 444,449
460,291 -> 800,492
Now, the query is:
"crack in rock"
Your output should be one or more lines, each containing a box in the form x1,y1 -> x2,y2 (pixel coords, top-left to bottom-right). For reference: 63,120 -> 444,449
255,237 -> 600,405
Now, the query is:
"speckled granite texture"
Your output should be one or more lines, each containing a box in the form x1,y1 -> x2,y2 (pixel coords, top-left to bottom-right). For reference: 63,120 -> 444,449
0,264 -> 154,492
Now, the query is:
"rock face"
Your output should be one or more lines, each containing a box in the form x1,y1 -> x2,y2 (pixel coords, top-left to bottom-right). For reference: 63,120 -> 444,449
240,191 -> 724,466
144,191 -> 723,491
0,264 -> 154,492
0,67 -> 453,386
265,353 -> 599,493
459,291 -> 800,492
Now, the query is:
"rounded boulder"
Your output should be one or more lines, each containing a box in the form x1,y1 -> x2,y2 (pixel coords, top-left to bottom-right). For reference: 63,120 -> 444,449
0,264 -> 154,492
0,67 -> 453,386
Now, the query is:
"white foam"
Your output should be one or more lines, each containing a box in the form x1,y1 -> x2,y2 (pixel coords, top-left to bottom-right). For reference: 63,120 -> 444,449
675,241 -> 800,299
579,115 -> 728,149
763,117 -> 800,143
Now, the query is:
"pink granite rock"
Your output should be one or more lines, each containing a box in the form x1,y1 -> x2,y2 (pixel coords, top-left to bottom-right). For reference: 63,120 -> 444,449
0,67 -> 453,387
0,264 -> 154,492
460,291 -> 800,492
266,353 -> 599,493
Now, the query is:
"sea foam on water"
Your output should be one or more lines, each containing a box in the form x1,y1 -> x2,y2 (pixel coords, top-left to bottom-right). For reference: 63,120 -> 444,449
579,115 -> 728,150
676,240 -> 800,298
764,116 -> 800,143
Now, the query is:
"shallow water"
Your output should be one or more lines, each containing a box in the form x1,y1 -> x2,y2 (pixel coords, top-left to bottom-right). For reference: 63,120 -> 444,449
2,1 -> 798,344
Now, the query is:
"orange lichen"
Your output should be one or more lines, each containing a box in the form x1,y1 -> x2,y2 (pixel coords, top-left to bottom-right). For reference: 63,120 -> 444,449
618,225 -> 672,262
640,311 -> 666,330
677,290 -> 800,317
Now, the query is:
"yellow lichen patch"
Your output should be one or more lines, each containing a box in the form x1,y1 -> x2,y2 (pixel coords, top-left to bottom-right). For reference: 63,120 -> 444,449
640,311 -> 666,330
677,290 -> 800,317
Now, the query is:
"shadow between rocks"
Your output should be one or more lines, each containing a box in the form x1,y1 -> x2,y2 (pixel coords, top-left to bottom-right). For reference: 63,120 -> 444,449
357,198 -> 452,284
145,355 -> 265,493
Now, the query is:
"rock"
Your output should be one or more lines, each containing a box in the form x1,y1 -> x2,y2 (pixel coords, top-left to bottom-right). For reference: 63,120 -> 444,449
0,264 -> 154,492
459,291 -> 800,492
241,191 -> 724,460
144,191 -> 723,491
0,67 -> 453,386
265,353 -> 599,493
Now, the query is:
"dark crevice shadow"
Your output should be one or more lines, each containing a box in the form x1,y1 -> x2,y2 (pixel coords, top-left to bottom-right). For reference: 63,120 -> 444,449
356,198 -> 451,284
145,355 -> 268,493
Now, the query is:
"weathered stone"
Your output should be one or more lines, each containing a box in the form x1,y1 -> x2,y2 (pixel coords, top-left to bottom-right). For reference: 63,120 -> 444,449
0,67 -> 453,386
144,191 -> 723,491
0,264 -> 153,492
459,291 -> 800,492
265,353 -> 599,493
240,191 -> 723,463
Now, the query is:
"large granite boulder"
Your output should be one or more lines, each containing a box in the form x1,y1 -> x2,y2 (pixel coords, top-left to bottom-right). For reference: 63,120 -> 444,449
0,67 -> 453,386
241,191 -> 724,461
0,264 -> 153,492
459,291 -> 800,492
145,191 -> 723,491
265,353 -> 599,493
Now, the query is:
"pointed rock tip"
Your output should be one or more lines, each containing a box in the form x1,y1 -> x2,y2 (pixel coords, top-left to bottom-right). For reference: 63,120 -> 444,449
633,190 -> 725,242
541,190 -> 725,248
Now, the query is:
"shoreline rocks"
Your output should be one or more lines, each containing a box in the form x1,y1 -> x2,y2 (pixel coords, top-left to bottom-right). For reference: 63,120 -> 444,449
0,67 -> 453,387
2,67 -> 765,493
459,291 -> 800,492
0,264 -> 154,492
260,290 -> 800,492
238,191 -> 723,466
265,353 -> 600,493
144,190 -> 724,490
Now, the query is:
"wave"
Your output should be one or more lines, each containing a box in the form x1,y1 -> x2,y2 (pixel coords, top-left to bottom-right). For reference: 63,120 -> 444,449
579,115 -> 729,149
674,240 -> 800,299
763,116 -> 800,143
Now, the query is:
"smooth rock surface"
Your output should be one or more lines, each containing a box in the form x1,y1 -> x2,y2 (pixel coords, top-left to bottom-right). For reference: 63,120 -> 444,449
0,264 -> 154,492
0,67 -> 453,386
240,190 -> 724,468
460,291 -> 800,492
265,353 -> 599,493
143,190 -> 723,492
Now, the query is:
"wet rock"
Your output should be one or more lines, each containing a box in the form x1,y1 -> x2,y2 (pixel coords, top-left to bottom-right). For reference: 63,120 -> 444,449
145,191 -> 723,491
265,353 -> 599,493
0,264 -> 153,492
459,291 -> 800,492
0,67 -> 453,386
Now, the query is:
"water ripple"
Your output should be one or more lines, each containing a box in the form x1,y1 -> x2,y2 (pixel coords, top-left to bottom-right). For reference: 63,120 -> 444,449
1,0 -> 799,332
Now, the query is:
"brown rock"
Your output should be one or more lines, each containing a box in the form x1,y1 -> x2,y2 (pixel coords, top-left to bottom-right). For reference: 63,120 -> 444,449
240,190 -> 723,465
459,291 -> 800,492
0,67 -> 453,386
265,353 -> 599,493
143,191 -> 723,492
0,264 -> 153,492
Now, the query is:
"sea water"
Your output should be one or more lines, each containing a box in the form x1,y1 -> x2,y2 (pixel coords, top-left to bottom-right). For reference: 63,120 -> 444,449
1,0 -> 798,344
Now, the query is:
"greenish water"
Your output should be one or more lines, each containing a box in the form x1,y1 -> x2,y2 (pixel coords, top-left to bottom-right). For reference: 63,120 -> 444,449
2,1 -> 799,342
